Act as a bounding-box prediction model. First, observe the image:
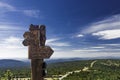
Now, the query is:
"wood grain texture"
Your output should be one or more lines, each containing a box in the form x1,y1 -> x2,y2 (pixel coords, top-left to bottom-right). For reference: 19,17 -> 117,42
23,24 -> 54,80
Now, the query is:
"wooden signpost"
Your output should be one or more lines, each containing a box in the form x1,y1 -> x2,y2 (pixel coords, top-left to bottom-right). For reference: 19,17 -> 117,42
22,24 -> 54,80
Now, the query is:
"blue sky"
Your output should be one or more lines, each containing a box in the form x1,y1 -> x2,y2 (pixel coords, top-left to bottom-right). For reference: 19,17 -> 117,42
0,0 -> 120,59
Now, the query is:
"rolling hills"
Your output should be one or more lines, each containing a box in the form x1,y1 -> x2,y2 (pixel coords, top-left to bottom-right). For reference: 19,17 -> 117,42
0,58 -> 120,80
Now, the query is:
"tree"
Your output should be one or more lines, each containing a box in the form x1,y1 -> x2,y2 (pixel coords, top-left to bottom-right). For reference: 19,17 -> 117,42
4,70 -> 13,80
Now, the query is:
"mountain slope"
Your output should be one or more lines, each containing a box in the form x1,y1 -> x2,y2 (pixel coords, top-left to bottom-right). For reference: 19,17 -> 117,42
0,59 -> 30,68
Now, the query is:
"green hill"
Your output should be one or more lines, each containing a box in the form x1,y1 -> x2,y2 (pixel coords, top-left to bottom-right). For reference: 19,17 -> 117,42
47,59 -> 120,80
0,59 -> 120,80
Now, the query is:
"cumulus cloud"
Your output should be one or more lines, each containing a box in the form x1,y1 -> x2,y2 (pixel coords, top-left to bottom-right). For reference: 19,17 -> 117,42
92,29 -> 120,40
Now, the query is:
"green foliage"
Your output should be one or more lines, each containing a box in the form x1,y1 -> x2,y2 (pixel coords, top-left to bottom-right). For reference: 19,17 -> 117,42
47,60 -> 92,76
0,59 -> 120,80
61,59 -> 120,80
0,68 -> 31,78
4,70 -> 13,80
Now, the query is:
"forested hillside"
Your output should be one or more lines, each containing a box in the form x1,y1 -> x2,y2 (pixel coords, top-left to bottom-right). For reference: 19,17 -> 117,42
47,59 -> 120,80
0,59 -> 120,80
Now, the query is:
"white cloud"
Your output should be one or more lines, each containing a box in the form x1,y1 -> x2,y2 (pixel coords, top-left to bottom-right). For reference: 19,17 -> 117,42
23,10 -> 40,18
0,37 -> 71,59
90,46 -> 105,49
51,50 -> 120,58
46,38 -> 60,43
73,49 -> 99,52
0,36 -> 23,49
100,44 -> 120,49
76,34 -> 84,38
0,24 -> 25,39
0,36 -> 27,59
101,43 -> 120,46
0,25 -> 24,30
0,48 -> 27,59
46,38 -> 71,47
0,1 -> 40,18
4,36 -> 22,43
49,42 -> 71,47
52,48 -> 61,51
82,14 -> 120,34
0,36 -> 119,59
0,1 -> 15,11
92,29 -> 120,40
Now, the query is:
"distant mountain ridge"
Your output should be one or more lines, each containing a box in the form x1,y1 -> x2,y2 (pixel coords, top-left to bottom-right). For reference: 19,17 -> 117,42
0,57 -> 120,68
45,58 -> 86,63
45,57 -> 120,63
0,59 -> 30,68
0,58 -> 86,68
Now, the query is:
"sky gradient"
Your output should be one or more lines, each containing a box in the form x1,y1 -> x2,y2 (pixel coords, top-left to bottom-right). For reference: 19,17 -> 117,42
0,0 -> 120,59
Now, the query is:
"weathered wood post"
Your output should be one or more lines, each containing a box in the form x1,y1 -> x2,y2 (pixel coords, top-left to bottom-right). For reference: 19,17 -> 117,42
22,24 -> 54,80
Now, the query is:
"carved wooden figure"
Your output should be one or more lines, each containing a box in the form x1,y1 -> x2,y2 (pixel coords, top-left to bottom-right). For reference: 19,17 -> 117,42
40,25 -> 46,46
22,24 -> 54,80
